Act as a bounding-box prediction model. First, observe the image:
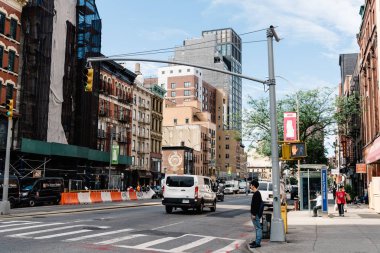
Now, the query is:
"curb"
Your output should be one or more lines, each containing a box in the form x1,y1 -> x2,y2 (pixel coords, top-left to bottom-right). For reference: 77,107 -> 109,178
1,202 -> 162,219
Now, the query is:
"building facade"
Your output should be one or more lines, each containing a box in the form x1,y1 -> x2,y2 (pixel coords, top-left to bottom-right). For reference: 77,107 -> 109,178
174,28 -> 242,131
0,0 -> 27,149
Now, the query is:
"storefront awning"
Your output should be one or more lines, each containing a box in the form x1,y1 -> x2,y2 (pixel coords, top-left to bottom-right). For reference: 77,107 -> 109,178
364,137 -> 380,164
137,170 -> 152,178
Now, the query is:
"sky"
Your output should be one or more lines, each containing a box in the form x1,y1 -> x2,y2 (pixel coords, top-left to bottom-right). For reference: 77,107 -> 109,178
96,0 -> 363,155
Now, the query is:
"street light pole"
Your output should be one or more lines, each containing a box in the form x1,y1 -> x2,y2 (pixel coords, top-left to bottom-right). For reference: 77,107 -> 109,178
267,26 -> 286,242
0,118 -> 12,215
109,126 -> 113,190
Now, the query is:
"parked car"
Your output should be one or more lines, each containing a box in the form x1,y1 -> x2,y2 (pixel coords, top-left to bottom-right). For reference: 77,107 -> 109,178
20,177 -> 64,207
0,175 -> 20,208
162,174 -> 217,214
152,185 -> 163,198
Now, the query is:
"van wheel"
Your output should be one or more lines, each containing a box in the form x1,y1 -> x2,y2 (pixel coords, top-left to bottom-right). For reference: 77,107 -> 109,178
210,200 -> 216,212
29,199 -> 36,207
181,207 -> 188,212
196,202 -> 204,214
165,206 -> 173,214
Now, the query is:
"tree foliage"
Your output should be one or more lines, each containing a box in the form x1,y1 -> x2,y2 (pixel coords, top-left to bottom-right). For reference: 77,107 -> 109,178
243,87 -> 336,164
333,91 -> 361,136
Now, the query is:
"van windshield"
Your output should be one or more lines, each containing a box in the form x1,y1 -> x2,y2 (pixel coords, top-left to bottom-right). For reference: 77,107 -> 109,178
268,183 -> 273,191
258,183 -> 268,191
225,184 -> 233,188
22,185 -> 33,191
166,176 -> 194,187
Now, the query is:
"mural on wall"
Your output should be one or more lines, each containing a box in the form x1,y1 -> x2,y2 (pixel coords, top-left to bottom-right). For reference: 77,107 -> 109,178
167,151 -> 183,174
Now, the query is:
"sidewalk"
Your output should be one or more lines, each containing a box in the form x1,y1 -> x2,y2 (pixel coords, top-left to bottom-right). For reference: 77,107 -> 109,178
247,204 -> 380,253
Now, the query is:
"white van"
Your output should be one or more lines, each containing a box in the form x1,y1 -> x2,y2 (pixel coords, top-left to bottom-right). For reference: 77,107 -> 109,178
162,174 -> 217,214
224,180 -> 239,194
258,181 -> 273,206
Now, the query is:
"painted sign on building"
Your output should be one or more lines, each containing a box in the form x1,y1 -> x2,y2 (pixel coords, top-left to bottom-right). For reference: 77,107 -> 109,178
283,112 -> 297,141
356,163 -> 367,173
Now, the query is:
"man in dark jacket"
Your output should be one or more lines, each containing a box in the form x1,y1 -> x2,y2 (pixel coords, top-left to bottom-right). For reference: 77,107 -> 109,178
250,180 -> 262,248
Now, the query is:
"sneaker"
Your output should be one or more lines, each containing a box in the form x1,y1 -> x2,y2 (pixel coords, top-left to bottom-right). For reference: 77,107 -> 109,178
249,241 -> 256,246
250,244 -> 261,248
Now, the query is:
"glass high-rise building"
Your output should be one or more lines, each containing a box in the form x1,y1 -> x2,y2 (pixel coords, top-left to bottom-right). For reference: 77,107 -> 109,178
174,28 -> 242,132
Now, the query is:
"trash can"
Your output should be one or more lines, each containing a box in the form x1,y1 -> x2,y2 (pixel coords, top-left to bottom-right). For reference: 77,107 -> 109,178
262,212 -> 272,239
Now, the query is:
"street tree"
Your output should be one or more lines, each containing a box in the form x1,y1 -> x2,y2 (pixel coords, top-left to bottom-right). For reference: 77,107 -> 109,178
243,87 -> 336,164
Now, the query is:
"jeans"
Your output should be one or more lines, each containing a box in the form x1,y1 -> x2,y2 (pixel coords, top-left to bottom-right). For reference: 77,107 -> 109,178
313,205 -> 321,216
338,203 -> 344,215
251,215 -> 262,245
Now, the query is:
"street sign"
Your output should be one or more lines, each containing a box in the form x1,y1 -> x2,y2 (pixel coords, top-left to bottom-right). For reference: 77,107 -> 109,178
321,167 -> 328,213
283,112 -> 297,141
356,163 -> 367,173
111,145 -> 119,165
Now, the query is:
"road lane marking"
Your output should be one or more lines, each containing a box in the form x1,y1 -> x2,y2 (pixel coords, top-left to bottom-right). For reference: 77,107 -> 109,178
95,234 -> 145,245
0,222 -> 40,228
152,221 -> 183,230
168,236 -> 214,252
212,240 -> 245,253
0,223 -> 64,233
65,228 -> 134,241
0,220 -> 39,224
34,229 -> 92,239
7,225 -> 85,238
129,237 -> 176,248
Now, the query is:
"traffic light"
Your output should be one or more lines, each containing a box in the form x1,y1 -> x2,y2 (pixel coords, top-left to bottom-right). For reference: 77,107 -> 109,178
5,99 -> 13,118
289,142 -> 307,158
83,67 -> 94,92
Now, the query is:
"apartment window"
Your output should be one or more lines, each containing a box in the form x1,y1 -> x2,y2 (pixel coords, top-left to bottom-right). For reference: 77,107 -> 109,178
170,70 -> 173,74
174,118 -> 177,125
184,82 -> 191,88
0,12 -> 5,34
132,140 -> 135,151
184,90 -> 191,96
171,83 -> 176,89
10,18 -> 17,40
178,69 -> 182,73
161,71 -> 165,74
226,145 -> 229,149
225,135 -> 230,140
0,46 -> 3,68
171,91 -> 176,97
8,50 -> 15,72
226,154 -> 229,159
185,118 -> 189,124
187,69 -> 190,72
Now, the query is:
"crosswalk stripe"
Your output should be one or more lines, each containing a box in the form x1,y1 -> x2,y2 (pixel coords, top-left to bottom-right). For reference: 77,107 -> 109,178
8,225 -> 85,238
64,228 -> 134,242
0,221 -> 37,224
0,223 -> 64,233
95,234 -> 145,245
168,236 -> 214,252
34,230 -> 92,239
212,240 -> 245,253
130,236 -> 176,249
0,222 -> 40,228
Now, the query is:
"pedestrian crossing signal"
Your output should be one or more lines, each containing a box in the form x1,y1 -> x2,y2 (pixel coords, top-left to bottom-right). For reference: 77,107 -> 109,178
5,99 -> 13,118
83,67 -> 94,92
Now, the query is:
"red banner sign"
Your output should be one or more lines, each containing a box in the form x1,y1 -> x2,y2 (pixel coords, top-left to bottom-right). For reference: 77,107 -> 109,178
356,163 -> 367,173
283,112 -> 297,141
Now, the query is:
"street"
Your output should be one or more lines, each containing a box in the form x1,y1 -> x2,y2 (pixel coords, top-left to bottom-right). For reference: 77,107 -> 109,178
0,195 -> 253,253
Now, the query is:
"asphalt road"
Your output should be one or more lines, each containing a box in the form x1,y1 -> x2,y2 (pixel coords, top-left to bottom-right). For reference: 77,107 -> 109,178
0,194 -> 254,253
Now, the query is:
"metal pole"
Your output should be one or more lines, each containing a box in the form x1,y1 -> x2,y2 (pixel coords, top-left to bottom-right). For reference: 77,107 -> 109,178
308,169 -> 311,213
296,94 -> 301,207
0,118 -> 12,215
267,26 -> 285,242
43,157 -> 46,177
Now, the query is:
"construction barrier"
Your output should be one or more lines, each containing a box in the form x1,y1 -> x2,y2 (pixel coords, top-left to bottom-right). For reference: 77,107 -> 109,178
60,189 -> 156,205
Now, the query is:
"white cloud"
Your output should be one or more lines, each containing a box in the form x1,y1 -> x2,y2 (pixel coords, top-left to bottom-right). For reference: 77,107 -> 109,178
205,0 -> 362,52
139,28 -> 190,41
119,61 -> 162,77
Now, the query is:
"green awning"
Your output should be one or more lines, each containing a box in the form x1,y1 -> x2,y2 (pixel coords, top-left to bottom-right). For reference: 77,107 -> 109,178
21,138 -> 131,165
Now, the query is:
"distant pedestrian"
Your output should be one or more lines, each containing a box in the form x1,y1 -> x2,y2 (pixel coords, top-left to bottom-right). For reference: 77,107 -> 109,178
312,192 -> 322,217
336,185 -> 346,217
249,180 -> 263,249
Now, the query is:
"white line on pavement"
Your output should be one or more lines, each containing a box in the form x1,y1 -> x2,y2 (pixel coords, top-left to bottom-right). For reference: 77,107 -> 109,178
129,237 -> 176,249
7,225 -> 85,238
0,223 -> 64,233
0,222 -> 40,228
168,236 -> 214,252
34,229 -> 92,239
152,221 -> 184,230
212,240 -> 245,253
95,234 -> 145,245
65,228 -> 134,241
0,220 -> 39,224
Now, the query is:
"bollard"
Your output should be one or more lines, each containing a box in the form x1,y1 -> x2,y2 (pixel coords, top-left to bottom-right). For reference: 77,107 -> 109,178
281,204 -> 288,233
294,198 -> 299,211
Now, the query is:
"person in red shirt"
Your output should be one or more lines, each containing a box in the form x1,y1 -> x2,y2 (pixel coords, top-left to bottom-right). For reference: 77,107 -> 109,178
336,185 -> 346,216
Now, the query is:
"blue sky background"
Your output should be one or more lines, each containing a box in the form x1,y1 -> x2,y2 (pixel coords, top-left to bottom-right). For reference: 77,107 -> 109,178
96,0 -> 362,155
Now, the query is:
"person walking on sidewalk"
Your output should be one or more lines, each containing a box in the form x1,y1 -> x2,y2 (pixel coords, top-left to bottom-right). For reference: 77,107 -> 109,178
249,180 -> 263,249
312,192 -> 322,217
336,185 -> 346,217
